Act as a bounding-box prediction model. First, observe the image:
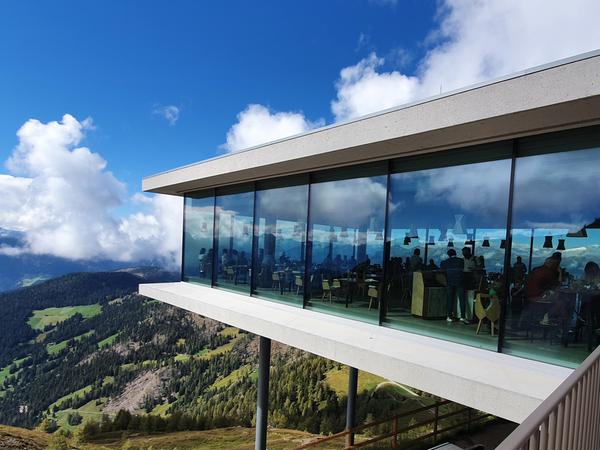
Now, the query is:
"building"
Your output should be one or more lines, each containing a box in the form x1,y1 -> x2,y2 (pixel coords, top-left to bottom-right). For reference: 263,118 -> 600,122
140,50 -> 600,449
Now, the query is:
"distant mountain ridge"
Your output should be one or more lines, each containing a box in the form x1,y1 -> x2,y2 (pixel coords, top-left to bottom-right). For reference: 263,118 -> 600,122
0,227 -> 171,292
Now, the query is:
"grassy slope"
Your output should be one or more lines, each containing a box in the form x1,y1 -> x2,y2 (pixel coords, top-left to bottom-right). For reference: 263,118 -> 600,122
325,366 -> 385,396
0,357 -> 28,385
27,304 -> 102,330
47,330 -> 95,355
211,364 -> 254,390
97,332 -> 120,349
325,366 -> 419,398
82,427 -> 342,450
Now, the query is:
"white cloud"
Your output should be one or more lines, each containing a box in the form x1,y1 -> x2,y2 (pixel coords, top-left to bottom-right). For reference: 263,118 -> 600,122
0,114 -> 182,268
332,0 -> 600,122
222,104 -> 324,153
153,105 -> 180,126
331,53 -> 420,122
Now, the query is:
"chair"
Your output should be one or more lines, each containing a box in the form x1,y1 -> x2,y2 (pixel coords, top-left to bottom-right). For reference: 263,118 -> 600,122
295,275 -> 303,295
332,279 -> 342,301
226,267 -> 235,282
475,293 -> 501,336
272,272 -> 280,290
322,280 -> 332,302
368,285 -> 379,310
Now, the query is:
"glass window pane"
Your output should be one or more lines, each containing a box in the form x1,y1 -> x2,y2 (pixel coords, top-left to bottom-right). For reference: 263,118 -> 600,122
505,146 -> 600,367
384,158 -> 511,351
252,181 -> 308,305
182,193 -> 214,285
214,188 -> 254,294
306,169 -> 387,323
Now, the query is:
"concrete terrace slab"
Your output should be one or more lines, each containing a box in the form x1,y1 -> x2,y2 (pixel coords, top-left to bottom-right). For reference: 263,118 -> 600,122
139,281 -> 572,423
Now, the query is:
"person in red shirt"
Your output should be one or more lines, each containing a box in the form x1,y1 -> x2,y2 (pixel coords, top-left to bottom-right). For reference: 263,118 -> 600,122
520,258 -> 561,329
526,258 -> 560,301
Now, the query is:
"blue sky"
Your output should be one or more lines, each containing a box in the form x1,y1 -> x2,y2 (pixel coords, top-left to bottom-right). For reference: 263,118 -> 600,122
1,0 -> 599,266
0,0 -> 435,191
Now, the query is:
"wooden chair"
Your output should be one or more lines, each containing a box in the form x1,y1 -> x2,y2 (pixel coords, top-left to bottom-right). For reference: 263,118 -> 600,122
272,272 -> 280,290
322,280 -> 332,302
368,285 -> 380,310
226,267 -> 235,282
332,279 -> 342,301
295,275 -> 303,295
475,293 -> 501,336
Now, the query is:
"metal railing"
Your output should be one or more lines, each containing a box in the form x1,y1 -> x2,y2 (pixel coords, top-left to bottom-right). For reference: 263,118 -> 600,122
293,399 -> 493,450
497,344 -> 600,450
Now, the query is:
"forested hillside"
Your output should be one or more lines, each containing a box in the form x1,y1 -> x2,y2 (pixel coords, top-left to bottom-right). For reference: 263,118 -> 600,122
0,270 -> 450,446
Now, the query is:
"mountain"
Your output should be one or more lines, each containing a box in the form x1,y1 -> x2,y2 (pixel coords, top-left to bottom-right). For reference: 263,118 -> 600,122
0,228 -> 162,292
0,269 -> 474,448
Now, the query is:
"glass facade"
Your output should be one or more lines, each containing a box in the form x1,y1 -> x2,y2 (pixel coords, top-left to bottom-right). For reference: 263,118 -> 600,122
306,165 -> 387,323
182,192 -> 214,285
504,142 -> 600,366
385,150 -> 512,350
252,177 -> 308,304
181,125 -> 600,368
213,186 -> 254,294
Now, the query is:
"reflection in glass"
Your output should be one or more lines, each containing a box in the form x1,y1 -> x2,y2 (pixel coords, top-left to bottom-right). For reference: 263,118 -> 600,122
306,172 -> 387,323
182,193 -> 215,285
384,159 -> 511,350
214,189 -> 254,294
505,147 -> 600,367
252,182 -> 308,305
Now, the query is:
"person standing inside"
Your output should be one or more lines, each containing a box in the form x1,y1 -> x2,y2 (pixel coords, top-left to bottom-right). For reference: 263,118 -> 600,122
410,248 -> 423,271
441,249 -> 468,323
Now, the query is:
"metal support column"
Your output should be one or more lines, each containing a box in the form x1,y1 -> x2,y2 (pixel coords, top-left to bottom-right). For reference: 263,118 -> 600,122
255,336 -> 271,450
345,366 -> 358,447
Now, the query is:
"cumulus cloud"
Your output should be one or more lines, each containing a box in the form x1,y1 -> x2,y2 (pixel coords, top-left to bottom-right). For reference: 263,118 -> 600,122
332,0 -> 600,121
222,104 -> 324,153
153,105 -> 180,126
0,114 -> 182,267
331,53 -> 420,122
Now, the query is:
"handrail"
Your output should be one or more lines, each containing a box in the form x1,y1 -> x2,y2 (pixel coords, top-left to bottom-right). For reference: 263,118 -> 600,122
293,399 -> 492,450
496,344 -> 600,450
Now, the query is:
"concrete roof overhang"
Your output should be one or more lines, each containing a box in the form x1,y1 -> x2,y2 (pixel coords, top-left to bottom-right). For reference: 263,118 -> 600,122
143,51 -> 600,196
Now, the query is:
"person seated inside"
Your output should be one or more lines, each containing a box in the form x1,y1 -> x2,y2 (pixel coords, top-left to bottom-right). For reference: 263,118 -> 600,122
426,259 -> 438,270
441,248 -> 468,324
523,257 -> 561,327
584,261 -> 600,285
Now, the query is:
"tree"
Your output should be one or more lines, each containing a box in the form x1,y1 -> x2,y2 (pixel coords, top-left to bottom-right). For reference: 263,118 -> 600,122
47,434 -> 70,450
41,417 -> 58,433
80,419 -> 101,442
67,411 -> 83,426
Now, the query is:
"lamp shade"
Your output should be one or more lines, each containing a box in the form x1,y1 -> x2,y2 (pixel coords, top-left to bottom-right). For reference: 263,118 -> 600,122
556,239 -> 566,251
403,234 -> 411,246
447,239 -> 454,248
482,237 -> 490,247
543,235 -> 554,248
